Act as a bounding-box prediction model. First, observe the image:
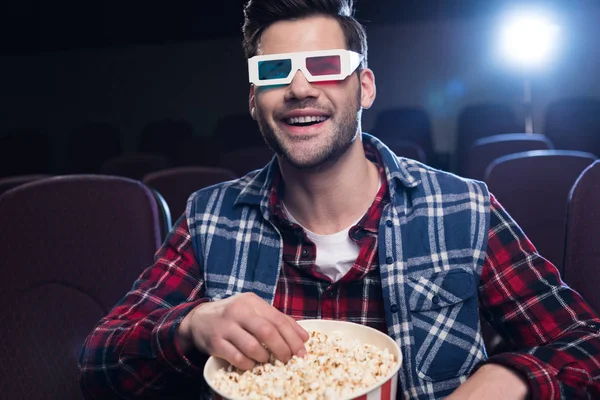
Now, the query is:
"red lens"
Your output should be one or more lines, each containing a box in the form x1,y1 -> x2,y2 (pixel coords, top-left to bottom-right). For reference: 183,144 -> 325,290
306,55 -> 341,76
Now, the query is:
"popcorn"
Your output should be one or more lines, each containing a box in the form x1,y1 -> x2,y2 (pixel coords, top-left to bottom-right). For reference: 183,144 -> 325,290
211,330 -> 397,400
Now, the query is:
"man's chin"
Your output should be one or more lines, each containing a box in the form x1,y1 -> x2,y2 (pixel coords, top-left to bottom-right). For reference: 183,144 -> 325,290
280,148 -> 345,171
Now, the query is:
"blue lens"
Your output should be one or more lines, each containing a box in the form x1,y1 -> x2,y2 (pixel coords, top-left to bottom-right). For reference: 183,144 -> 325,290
258,59 -> 292,80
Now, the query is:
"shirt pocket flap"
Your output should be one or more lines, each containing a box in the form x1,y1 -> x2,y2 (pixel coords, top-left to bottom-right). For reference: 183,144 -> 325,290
408,269 -> 475,312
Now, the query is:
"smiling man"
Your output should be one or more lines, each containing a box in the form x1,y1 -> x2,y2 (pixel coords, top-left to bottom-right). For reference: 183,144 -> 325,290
250,27 -> 369,173
79,1 -> 600,399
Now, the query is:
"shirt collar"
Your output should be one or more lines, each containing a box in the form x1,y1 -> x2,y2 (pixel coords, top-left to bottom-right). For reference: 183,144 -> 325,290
234,133 -> 422,218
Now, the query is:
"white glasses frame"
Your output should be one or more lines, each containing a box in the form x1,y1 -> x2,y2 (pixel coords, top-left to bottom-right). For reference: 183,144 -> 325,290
248,49 -> 363,87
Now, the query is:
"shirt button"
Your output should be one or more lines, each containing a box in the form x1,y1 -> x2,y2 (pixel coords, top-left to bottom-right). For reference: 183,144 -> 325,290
386,220 -> 393,227
301,248 -> 309,257
432,295 -> 440,304
386,256 -> 394,264
390,304 -> 399,313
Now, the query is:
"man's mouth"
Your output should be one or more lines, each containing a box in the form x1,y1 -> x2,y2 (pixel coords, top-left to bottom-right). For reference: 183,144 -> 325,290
283,115 -> 330,127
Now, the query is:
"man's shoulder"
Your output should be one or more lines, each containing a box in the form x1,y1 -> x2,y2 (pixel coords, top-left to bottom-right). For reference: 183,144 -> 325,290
396,156 -> 489,194
186,170 -> 262,207
365,134 -> 487,193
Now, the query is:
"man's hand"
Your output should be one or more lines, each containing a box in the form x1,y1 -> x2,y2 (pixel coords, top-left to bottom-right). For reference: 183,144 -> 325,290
176,293 -> 309,370
445,364 -> 529,400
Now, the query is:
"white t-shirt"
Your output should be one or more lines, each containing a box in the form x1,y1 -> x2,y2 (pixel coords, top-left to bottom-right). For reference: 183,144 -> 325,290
282,203 -> 362,283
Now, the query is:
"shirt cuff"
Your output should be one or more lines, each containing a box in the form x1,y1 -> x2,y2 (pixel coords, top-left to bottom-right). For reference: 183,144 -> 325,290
475,352 -> 560,400
152,298 -> 211,375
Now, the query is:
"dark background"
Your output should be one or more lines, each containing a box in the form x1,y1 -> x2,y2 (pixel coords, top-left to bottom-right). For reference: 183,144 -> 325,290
2,0 -> 600,176
3,0 -> 597,54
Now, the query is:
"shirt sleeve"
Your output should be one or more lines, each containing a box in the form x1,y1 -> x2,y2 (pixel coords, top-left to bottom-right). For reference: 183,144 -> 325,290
78,214 -> 211,400
477,193 -> 600,399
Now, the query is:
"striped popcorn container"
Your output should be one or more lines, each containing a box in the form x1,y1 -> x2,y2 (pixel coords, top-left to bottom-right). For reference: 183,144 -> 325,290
204,319 -> 402,400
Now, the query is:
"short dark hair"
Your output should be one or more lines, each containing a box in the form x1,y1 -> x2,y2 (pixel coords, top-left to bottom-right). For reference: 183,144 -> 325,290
242,0 -> 368,69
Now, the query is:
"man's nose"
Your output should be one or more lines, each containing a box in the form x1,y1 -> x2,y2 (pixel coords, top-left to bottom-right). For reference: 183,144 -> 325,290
284,70 -> 320,101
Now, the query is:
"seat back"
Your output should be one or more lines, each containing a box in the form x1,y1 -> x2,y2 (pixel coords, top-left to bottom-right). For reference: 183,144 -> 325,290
383,140 -> 428,164
149,187 -> 173,241
143,166 -> 238,219
0,285 -> 103,400
563,160 -> 600,312
464,133 -> 554,181
456,103 -> 523,174
0,174 -> 52,196
100,152 -> 171,180
0,175 -> 164,311
544,97 -> 600,156
371,107 -> 435,165
485,150 -> 597,270
218,145 -> 275,177
0,175 -> 166,399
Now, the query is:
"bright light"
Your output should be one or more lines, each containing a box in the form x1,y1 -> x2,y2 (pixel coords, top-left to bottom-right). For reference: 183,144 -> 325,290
499,12 -> 561,69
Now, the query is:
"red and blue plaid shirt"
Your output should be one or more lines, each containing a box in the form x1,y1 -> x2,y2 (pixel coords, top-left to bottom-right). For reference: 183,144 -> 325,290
268,149 -> 389,334
79,145 -> 600,399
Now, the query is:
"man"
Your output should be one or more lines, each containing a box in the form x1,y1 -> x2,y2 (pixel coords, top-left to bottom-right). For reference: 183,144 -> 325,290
79,0 -> 600,399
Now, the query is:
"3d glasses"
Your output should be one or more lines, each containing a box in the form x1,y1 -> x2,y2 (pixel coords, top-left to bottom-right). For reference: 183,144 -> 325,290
248,49 -> 363,87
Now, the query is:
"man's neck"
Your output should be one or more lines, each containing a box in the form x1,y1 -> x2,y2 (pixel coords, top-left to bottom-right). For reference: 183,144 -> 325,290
279,137 -> 381,235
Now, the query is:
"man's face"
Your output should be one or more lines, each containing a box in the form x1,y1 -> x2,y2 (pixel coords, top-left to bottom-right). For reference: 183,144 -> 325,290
249,16 -> 375,171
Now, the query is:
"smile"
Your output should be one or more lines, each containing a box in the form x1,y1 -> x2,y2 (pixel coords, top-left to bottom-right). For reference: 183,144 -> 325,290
284,115 -> 330,127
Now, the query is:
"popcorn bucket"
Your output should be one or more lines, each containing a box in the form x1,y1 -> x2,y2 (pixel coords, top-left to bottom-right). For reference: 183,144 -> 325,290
204,319 -> 402,400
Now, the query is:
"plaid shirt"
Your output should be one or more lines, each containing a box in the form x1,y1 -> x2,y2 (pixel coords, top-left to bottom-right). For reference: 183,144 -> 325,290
79,135 -> 600,399
268,145 -> 389,334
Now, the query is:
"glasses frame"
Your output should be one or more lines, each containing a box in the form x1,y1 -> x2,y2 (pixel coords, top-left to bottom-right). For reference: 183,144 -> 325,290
248,49 -> 363,87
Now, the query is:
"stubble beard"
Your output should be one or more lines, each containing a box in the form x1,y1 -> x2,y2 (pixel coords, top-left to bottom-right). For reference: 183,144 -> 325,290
256,91 -> 362,171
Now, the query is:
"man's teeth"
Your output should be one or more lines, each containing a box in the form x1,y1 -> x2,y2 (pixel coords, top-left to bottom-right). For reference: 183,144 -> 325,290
286,116 -> 328,125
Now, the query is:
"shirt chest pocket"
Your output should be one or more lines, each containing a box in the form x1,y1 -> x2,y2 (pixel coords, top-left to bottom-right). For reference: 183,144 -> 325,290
407,269 -> 486,381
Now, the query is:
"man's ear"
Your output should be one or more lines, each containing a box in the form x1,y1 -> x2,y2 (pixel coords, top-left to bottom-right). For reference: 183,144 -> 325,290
359,68 -> 376,109
249,85 -> 257,120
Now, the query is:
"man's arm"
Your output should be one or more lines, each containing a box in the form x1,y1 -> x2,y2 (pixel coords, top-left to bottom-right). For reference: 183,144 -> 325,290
78,215 -> 210,399
473,193 -> 600,399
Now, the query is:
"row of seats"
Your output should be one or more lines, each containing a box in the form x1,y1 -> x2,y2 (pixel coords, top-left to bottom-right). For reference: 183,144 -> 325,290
0,135 -> 596,272
486,149 -> 597,270
461,133 -> 554,181
0,166 -> 239,223
2,96 -> 600,177
103,142 -> 425,180
1,143 -> 597,275
372,96 -> 600,170
0,116 -> 266,177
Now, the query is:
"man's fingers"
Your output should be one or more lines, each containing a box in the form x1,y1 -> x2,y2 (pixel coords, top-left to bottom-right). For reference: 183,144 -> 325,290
211,338 -> 256,371
258,312 -> 307,359
241,317 -> 293,363
286,315 -> 310,343
226,325 -> 271,364
276,317 -> 307,357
